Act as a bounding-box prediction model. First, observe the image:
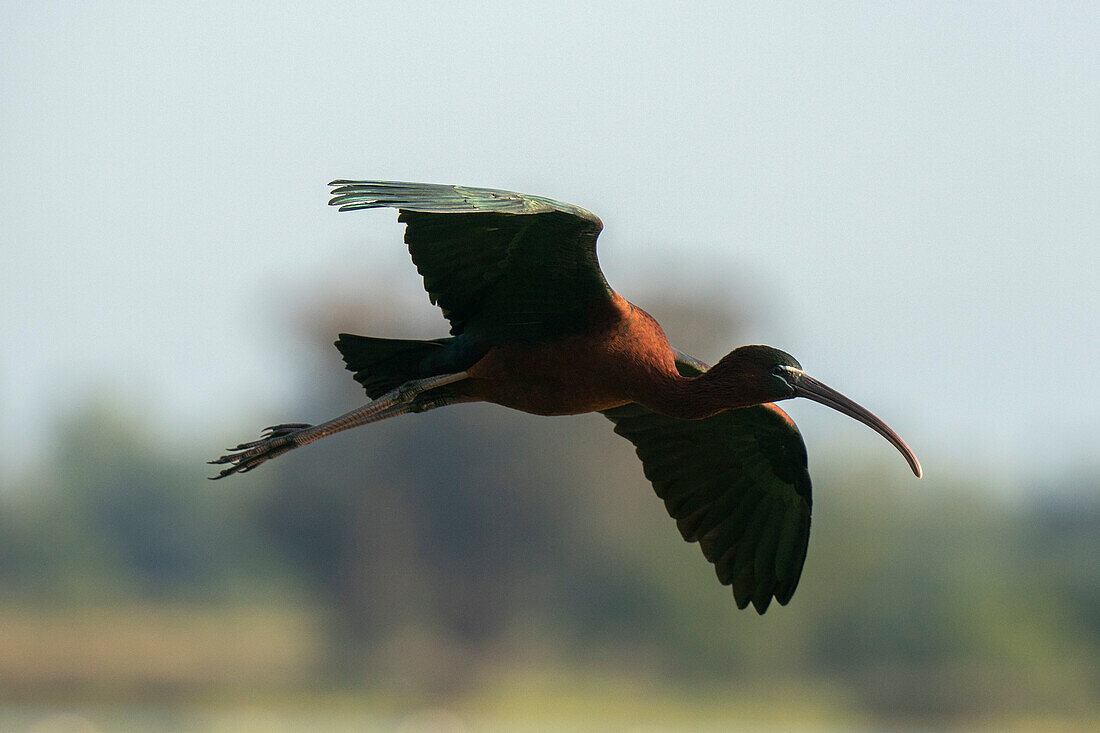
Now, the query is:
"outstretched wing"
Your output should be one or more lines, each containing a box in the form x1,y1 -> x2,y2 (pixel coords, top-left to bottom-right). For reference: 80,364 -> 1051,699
601,355 -> 813,614
329,180 -> 612,342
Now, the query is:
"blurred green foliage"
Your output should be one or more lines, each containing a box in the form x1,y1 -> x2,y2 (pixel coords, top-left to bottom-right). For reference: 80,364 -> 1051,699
0,294 -> 1095,727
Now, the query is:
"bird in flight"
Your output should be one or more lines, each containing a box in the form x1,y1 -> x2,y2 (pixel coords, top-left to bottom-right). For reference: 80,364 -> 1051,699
211,180 -> 921,613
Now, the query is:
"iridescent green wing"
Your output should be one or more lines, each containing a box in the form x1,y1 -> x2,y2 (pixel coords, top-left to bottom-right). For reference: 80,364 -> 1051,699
601,355 -> 813,613
329,180 -> 611,342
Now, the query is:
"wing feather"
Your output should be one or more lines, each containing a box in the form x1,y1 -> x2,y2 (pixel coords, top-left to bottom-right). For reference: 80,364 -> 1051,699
602,354 -> 813,614
329,180 -> 610,341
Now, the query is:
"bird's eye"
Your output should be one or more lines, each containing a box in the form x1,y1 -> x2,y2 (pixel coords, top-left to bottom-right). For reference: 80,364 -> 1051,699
771,365 -> 786,377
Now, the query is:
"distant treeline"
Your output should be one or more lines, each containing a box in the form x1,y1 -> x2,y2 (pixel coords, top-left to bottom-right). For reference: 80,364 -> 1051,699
2,294 -> 1095,720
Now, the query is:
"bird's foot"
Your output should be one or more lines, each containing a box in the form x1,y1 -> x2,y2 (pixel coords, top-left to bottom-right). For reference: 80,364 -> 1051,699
208,423 -> 312,479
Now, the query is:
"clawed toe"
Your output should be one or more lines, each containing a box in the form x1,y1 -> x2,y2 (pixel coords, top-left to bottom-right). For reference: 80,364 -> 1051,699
263,423 -> 311,436
208,423 -> 312,479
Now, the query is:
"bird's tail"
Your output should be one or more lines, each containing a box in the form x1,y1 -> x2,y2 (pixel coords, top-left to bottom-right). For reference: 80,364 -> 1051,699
334,333 -> 482,399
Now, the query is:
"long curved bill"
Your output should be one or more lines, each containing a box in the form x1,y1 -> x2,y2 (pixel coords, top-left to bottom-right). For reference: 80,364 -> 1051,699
782,368 -> 923,478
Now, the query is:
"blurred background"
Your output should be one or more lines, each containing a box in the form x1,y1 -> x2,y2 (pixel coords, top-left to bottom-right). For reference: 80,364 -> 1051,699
2,2 -> 1098,730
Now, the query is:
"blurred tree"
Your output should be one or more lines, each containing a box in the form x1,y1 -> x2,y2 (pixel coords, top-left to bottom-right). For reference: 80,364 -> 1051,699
2,400 -> 276,601
0,272 -> 1095,722
1021,484 -> 1100,633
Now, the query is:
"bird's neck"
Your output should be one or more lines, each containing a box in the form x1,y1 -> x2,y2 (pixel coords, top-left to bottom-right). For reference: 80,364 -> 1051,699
646,367 -> 768,420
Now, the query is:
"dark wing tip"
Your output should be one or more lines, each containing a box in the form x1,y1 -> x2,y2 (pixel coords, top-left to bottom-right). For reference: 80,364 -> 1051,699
752,592 -> 774,615
732,569 -> 754,610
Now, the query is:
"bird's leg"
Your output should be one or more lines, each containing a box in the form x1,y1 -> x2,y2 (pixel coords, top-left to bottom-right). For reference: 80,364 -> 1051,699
208,371 -> 469,479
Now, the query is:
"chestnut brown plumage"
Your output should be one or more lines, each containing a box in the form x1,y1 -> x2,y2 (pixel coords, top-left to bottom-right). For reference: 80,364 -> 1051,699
211,181 -> 921,613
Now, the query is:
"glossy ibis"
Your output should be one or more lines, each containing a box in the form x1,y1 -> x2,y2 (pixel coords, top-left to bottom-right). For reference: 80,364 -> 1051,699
211,180 -> 921,613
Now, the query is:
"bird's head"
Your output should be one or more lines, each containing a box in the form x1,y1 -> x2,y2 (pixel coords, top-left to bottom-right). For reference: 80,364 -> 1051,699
713,345 -> 922,478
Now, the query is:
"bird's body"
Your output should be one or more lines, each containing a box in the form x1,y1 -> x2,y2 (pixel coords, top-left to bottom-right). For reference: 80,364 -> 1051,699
212,180 -> 922,614
460,294 -> 679,416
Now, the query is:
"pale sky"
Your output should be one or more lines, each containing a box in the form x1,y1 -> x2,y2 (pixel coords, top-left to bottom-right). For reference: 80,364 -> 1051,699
2,2 -> 1098,487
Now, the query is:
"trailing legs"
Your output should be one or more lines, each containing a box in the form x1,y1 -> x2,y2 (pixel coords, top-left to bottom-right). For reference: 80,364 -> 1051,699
208,371 -> 469,479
